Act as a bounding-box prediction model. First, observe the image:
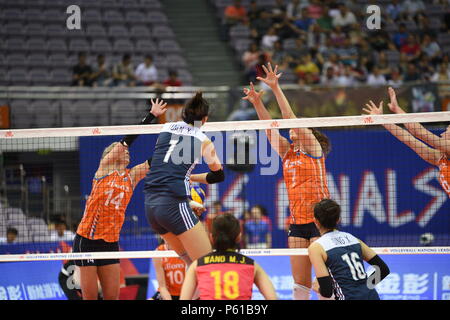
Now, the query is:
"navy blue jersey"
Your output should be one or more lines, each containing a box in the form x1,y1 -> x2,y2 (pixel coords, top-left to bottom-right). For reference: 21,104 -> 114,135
315,230 -> 380,300
144,121 -> 208,204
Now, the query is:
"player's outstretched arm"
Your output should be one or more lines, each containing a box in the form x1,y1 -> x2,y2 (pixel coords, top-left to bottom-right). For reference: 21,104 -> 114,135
190,140 -> 224,184
243,82 -> 290,157
363,100 -> 441,165
308,242 -> 333,298
179,261 -> 198,300
129,98 -> 168,186
258,63 -> 322,157
387,87 -> 450,155
254,262 -> 278,300
153,257 -> 173,300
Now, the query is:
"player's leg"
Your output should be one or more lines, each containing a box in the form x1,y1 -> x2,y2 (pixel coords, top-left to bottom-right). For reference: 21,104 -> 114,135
177,221 -> 212,261
289,235 -> 312,300
79,266 -> 99,300
97,263 -> 121,300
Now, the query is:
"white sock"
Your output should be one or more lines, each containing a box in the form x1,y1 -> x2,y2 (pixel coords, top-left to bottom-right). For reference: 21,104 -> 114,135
293,283 -> 311,300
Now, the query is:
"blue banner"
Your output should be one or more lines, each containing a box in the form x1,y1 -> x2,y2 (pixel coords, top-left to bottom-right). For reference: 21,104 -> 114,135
0,261 -> 66,300
79,128 -> 450,247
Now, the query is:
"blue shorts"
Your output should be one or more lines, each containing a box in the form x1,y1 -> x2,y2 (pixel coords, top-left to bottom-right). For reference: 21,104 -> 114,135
145,200 -> 199,236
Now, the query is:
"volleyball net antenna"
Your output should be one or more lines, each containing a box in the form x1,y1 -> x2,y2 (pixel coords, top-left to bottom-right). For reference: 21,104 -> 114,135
0,112 -> 449,263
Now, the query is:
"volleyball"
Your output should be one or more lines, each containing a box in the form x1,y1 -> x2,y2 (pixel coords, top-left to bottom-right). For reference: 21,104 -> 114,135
189,185 -> 206,209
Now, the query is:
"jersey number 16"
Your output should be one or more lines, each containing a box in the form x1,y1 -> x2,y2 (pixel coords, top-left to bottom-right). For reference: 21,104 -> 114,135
341,252 -> 367,281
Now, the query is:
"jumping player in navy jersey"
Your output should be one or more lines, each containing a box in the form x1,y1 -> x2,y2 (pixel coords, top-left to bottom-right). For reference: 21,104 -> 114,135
144,92 -> 224,269
308,199 -> 390,300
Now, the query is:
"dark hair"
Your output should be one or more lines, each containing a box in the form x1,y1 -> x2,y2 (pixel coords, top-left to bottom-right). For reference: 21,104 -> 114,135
168,69 -> 178,77
145,54 -> 153,60
6,227 -> 18,235
211,214 -> 241,251
311,128 -> 331,157
122,54 -> 131,61
182,92 -> 209,125
251,204 -> 268,217
314,199 -> 341,230
213,200 -> 222,207
78,52 -> 86,58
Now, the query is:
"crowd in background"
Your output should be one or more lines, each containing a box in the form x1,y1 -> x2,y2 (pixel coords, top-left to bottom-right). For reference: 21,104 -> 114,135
71,52 -> 183,88
224,0 -> 450,86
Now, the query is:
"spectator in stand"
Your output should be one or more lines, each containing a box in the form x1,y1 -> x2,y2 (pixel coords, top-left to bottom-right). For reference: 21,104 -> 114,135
417,54 -> 435,81
71,52 -> 92,86
376,51 -> 392,77
400,35 -> 421,62
90,54 -> 111,87
244,205 -> 272,249
335,64 -> 356,86
269,0 -> 287,24
393,23 -> 409,49
366,66 -> 387,86
307,0 -> 323,19
273,13 -> 304,40
163,70 -> 183,87
270,40 -> 289,66
247,0 -> 264,23
421,34 -> 442,64
50,220 -> 76,242
416,14 -> 436,39
403,62 -> 421,82
335,37 -> 358,66
370,30 -> 396,52
224,0 -> 248,26
431,62 -> 450,82
329,25 -> 347,47
261,27 -> 279,50
315,5 -> 333,33
386,0 -> 403,22
388,68 -> 404,86
0,227 -> 18,244
288,37 -> 310,64
112,54 -> 137,87
135,55 -> 159,86
293,8 -> 315,34
320,66 -> 337,85
400,0 -> 425,19
295,53 -> 320,83
242,43 -> 261,81
357,38 -> 375,66
322,52 -> 344,78
331,4 -> 357,31
286,0 -> 303,21
352,56 -> 369,82
250,11 -> 273,42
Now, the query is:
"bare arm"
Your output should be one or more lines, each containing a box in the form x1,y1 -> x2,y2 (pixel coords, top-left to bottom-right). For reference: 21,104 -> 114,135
254,262 -> 278,300
179,261 -> 198,300
242,82 -> 290,157
308,243 -> 329,278
387,87 -> 450,154
130,162 -> 150,188
153,258 -> 172,300
257,63 -> 322,157
363,100 -> 441,165
190,140 -> 223,184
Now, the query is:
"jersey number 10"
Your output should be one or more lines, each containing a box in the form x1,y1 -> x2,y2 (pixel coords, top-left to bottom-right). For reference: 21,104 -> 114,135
341,252 -> 367,281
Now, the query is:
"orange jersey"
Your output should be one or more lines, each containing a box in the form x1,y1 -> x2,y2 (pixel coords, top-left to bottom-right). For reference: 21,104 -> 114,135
157,244 -> 186,296
77,170 -> 133,242
282,145 -> 330,224
438,155 -> 450,197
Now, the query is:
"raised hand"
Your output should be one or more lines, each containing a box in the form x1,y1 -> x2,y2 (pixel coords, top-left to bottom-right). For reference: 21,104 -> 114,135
256,62 -> 282,89
387,87 -> 405,114
363,100 -> 384,115
242,82 -> 264,105
149,98 -> 168,117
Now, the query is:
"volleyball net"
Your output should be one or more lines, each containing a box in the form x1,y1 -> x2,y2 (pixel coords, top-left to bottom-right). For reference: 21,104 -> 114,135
0,111 -> 449,264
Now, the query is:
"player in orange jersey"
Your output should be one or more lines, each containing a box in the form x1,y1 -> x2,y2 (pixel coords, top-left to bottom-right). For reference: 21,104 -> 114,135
180,213 -> 277,300
363,87 -> 450,197
151,239 -> 186,300
73,98 -> 167,300
243,63 -> 332,300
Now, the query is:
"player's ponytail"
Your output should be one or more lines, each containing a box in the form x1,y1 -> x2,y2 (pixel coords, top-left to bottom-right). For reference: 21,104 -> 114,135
182,91 -> 210,126
211,213 -> 241,252
314,199 -> 341,230
311,128 -> 331,157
